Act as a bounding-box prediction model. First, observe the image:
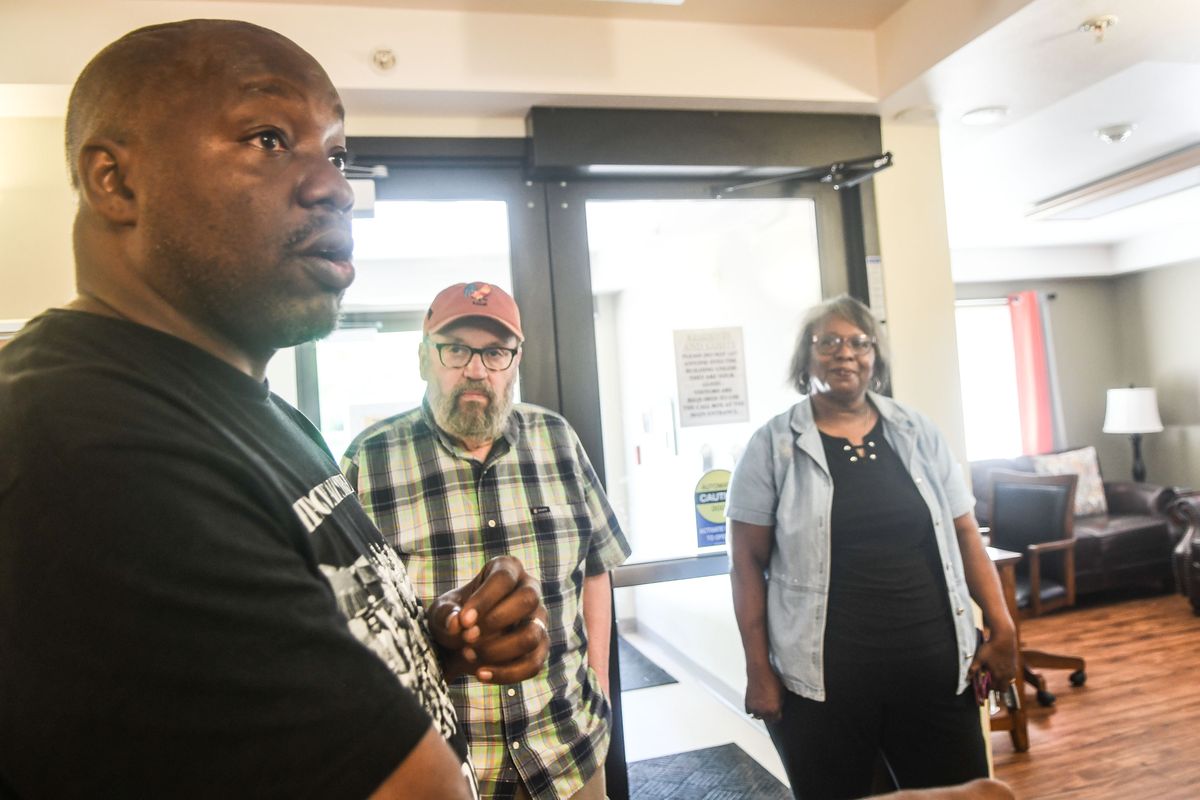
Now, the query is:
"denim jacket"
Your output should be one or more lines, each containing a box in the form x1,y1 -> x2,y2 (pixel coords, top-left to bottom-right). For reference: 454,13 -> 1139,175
726,392 -> 977,701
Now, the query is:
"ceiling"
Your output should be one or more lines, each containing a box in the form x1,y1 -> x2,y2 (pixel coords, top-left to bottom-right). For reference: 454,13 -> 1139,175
886,0 -> 1200,279
7,0 -> 1199,281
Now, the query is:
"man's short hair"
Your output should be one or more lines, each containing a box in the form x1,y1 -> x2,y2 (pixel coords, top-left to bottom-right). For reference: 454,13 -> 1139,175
64,19 -> 286,189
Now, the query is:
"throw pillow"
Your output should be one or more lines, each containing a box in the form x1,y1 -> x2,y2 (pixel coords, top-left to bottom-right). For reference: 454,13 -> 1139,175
1029,446 -> 1108,517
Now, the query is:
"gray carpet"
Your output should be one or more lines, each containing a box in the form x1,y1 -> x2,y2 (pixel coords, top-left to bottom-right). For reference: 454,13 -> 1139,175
617,635 -> 678,691
628,743 -> 792,799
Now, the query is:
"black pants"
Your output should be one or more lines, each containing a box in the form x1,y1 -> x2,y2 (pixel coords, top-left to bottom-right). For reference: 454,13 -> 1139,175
766,649 -> 988,800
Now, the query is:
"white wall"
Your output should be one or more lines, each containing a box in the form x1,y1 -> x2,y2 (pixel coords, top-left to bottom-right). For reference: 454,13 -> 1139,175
1114,259 -> 1200,489
952,245 -> 1116,284
955,277 -> 1127,479
875,120 -> 969,461
954,252 -> 1200,493
1,2 -> 879,115
0,117 -> 76,320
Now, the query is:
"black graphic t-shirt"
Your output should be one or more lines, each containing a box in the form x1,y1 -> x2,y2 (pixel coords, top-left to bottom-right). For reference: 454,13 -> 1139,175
0,311 -> 470,799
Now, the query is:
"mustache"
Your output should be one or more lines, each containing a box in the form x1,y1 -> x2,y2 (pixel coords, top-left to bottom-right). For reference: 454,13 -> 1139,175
453,380 -> 496,404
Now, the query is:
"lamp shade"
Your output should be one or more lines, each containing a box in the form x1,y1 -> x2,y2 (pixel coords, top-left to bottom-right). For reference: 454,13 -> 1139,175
1103,387 -> 1163,434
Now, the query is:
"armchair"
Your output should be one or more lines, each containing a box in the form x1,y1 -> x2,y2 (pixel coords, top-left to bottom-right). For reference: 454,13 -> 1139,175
988,470 -> 1087,706
971,454 -> 1179,596
1168,492 -> 1200,614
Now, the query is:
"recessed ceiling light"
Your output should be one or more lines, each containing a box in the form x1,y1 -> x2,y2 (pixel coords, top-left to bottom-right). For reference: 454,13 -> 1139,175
960,106 -> 1009,126
893,106 -> 939,123
1096,124 -> 1136,144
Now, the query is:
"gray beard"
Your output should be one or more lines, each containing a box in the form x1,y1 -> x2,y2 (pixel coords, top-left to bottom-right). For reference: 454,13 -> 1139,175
431,380 -> 514,444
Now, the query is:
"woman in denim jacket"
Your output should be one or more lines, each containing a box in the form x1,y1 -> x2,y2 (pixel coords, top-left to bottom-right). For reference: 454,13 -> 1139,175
727,295 -> 1017,799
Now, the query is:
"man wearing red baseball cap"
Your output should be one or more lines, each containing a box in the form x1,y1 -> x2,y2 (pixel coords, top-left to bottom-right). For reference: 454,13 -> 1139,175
343,281 -> 630,800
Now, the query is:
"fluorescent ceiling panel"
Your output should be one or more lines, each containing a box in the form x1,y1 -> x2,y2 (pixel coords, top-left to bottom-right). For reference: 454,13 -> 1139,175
1028,142 -> 1200,221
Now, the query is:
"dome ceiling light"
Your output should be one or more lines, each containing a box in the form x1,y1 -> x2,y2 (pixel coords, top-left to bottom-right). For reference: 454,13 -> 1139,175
893,106 -> 939,123
960,106 -> 1009,126
1096,124 -> 1136,144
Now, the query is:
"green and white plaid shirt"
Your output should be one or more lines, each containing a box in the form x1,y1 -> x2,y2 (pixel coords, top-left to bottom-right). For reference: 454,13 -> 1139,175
342,401 -> 630,800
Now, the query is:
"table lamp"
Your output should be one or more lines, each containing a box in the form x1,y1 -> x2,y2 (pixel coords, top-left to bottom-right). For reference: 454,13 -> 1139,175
1102,387 -> 1163,482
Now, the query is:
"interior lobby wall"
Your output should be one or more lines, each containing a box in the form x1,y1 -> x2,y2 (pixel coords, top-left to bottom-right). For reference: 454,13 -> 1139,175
875,120 -> 969,464
955,277 -> 1126,480
2,4 -> 975,476
1,2 -> 879,115
0,116 -> 76,321
1113,259 -> 1200,490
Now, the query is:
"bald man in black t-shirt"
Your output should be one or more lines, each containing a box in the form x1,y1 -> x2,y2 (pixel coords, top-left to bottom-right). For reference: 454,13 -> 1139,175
0,20 -> 547,799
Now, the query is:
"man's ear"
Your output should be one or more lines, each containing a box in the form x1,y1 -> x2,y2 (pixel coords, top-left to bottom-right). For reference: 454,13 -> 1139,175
77,138 -> 137,225
417,340 -> 430,381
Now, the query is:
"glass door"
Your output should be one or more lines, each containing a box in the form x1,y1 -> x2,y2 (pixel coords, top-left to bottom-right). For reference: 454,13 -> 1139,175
546,178 -> 853,798
586,198 -> 822,565
309,198 -> 518,458
263,151 -> 866,798
268,162 -> 559,455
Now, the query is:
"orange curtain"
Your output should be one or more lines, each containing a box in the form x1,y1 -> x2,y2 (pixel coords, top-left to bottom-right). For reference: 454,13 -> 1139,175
1009,291 -> 1054,455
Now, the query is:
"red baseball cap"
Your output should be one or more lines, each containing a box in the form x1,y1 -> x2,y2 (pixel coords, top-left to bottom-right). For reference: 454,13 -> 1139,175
423,282 -> 524,341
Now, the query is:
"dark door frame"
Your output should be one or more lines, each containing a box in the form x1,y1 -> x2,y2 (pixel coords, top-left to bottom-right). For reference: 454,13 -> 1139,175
315,132 -> 882,800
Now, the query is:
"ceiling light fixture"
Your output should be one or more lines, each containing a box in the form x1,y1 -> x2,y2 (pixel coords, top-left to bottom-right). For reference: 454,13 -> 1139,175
1079,14 -> 1118,43
370,47 -> 396,72
1027,142 -> 1200,220
1096,124 -> 1136,144
893,106 -> 940,123
960,106 -> 1009,126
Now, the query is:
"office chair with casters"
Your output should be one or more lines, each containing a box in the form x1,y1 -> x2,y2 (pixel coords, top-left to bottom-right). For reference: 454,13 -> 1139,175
988,469 -> 1087,707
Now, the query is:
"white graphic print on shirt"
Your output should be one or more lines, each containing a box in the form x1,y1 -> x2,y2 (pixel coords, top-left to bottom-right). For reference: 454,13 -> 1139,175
318,543 -> 460,745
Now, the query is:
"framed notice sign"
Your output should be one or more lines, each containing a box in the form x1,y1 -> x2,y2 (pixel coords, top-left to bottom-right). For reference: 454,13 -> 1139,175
673,327 -> 749,428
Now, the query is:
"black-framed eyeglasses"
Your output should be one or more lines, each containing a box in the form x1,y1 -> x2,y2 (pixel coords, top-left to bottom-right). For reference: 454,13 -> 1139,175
811,333 -> 876,356
430,342 -> 520,371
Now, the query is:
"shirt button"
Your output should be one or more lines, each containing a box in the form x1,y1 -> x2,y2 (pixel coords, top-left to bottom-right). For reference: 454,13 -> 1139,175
487,519 -> 497,528
915,478 -> 923,485
507,688 -> 516,697
511,741 -> 521,750
956,607 -> 965,615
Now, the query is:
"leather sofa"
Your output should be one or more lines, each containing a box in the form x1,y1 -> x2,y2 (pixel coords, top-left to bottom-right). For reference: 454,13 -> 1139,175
1168,492 -> 1200,614
971,457 -> 1180,597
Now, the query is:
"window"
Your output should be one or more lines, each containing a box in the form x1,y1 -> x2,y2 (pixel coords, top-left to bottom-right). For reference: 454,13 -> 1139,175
955,301 -> 1023,461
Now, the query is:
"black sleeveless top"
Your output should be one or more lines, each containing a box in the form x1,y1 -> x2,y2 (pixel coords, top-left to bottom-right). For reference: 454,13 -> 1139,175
819,417 -> 957,665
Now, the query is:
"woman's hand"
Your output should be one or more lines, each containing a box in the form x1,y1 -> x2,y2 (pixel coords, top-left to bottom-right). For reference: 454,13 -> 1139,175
969,624 -> 1018,689
953,512 -> 1019,691
744,663 -> 785,723
730,519 -> 783,723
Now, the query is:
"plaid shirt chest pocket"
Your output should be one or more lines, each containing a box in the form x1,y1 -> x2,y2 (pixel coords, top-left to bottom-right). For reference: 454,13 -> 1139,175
392,492 -> 591,605
502,499 -> 592,592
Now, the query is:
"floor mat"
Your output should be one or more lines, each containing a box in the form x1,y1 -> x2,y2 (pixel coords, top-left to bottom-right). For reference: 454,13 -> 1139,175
628,743 -> 791,799
618,635 -> 678,691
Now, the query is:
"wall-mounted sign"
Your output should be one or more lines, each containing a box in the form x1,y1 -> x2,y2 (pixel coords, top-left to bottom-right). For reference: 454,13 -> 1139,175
694,469 -> 731,548
674,327 -> 749,428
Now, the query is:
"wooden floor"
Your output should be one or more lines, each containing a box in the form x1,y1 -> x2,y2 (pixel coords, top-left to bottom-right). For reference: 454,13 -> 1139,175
991,591 -> 1200,799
